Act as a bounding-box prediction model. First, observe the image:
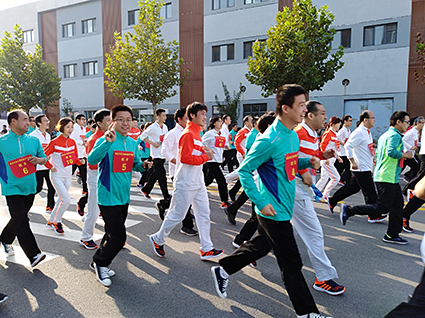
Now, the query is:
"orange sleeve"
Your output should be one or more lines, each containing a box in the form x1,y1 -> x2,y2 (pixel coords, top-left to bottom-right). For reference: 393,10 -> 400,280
179,133 -> 209,166
234,129 -> 246,156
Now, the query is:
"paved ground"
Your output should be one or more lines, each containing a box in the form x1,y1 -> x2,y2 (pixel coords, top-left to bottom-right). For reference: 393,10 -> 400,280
0,173 -> 424,318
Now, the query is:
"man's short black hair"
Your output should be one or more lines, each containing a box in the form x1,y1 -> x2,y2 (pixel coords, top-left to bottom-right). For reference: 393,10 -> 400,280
390,110 -> 409,127
94,109 -> 110,125
258,111 -> 275,134
186,102 -> 208,121
156,108 -> 166,116
174,107 -> 187,123
342,115 -> 352,123
276,84 -> 306,115
7,110 -> 24,125
35,114 -> 46,128
111,104 -> 133,120
75,113 -> 85,121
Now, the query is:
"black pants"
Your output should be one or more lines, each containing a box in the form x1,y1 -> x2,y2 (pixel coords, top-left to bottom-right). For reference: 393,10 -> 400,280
402,157 -> 420,182
93,204 -> 128,267
234,203 -> 258,246
404,155 -> 425,194
385,267 -> 425,317
222,149 -> 236,172
220,216 -> 319,316
329,171 -> 377,207
72,159 -> 88,193
335,156 -> 351,183
204,162 -> 228,202
0,194 -> 41,261
403,196 -> 425,220
159,197 -> 194,230
142,158 -> 170,199
36,169 -> 55,210
348,182 -> 403,238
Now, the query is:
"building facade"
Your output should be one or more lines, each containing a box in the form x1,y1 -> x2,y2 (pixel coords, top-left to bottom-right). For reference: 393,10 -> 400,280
0,0 -> 417,136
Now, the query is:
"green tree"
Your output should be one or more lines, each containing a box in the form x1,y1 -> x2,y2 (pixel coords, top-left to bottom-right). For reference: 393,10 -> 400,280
245,0 -> 344,97
0,25 -> 61,114
104,0 -> 189,114
214,82 -> 242,124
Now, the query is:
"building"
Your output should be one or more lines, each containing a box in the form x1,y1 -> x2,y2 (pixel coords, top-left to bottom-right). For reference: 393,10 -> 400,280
0,0 -> 417,136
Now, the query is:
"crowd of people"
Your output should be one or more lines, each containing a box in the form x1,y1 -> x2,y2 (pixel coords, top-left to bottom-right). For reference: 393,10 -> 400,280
0,84 -> 424,317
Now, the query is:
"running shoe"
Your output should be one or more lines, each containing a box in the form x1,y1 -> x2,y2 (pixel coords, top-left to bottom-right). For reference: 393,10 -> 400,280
180,227 -> 198,236
220,201 -> 231,209
93,262 -> 112,287
200,248 -> 224,260
211,266 -> 228,298
80,240 -> 98,250
1,241 -> 14,256
313,278 -> 345,296
31,253 -> 46,268
368,215 -> 388,223
382,233 -> 408,245
149,235 -> 165,257
402,218 -> 414,233
52,222 -> 65,235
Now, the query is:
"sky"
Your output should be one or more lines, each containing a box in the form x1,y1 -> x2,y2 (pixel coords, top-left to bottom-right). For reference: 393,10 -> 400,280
0,0 -> 40,11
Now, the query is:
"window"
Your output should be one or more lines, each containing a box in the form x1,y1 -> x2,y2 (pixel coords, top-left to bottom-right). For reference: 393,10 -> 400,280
83,61 -> 98,76
62,23 -> 75,38
23,29 -> 34,43
212,44 -> 234,62
364,23 -> 397,46
243,103 -> 267,118
243,40 -> 265,59
64,64 -> 77,78
244,0 -> 267,4
340,29 -> 351,48
82,18 -> 96,34
128,9 -> 138,25
160,3 -> 172,19
212,0 -> 235,10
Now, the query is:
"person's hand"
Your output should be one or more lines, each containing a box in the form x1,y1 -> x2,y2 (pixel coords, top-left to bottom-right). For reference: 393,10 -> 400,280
171,158 -> 177,164
104,122 -> 116,143
260,204 -> 277,216
51,167 -> 57,173
309,157 -> 320,170
301,171 -> 313,187
323,149 -> 336,159
206,149 -> 214,160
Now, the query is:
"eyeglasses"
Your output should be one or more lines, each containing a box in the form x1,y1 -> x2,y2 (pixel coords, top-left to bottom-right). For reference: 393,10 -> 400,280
114,118 -> 132,123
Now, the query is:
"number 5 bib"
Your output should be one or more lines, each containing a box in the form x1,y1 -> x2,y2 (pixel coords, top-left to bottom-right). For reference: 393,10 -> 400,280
8,155 -> 36,178
113,151 -> 134,173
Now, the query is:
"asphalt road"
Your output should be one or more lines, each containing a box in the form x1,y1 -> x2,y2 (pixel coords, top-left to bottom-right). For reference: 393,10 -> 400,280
1,174 -> 424,318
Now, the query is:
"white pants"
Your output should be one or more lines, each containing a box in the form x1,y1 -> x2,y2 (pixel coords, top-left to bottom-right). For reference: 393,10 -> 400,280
291,198 -> 338,281
81,169 -> 99,241
50,174 -> 72,223
316,158 -> 340,198
152,185 -> 214,252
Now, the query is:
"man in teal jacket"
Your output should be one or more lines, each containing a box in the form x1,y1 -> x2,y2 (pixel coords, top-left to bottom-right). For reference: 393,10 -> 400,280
211,85 -> 330,318
0,110 -> 47,268
341,111 -> 413,244
88,104 -> 151,287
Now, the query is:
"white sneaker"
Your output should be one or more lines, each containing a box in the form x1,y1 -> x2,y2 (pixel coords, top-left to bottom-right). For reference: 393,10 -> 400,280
94,262 -> 112,287
1,242 -> 15,256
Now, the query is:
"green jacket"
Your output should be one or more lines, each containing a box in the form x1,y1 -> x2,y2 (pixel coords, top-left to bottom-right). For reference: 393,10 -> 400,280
0,131 -> 46,196
373,127 -> 404,184
239,119 -> 311,221
88,132 -> 146,206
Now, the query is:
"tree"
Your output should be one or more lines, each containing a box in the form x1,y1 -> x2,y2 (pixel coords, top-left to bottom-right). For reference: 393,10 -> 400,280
0,25 -> 61,114
104,0 -> 189,114
214,82 -> 242,124
245,0 -> 344,97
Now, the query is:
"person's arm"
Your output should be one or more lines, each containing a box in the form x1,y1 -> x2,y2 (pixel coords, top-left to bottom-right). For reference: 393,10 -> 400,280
179,134 -> 210,165
87,137 -> 112,166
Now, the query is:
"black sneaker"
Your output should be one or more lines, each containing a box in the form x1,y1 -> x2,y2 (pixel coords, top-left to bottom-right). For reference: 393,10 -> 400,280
155,202 -> 165,221
180,227 -> 198,236
93,262 -> 112,287
149,235 -> 165,257
31,253 -> 46,268
402,218 -> 414,233
382,233 -> 408,245
90,261 -> 115,277
224,208 -> 236,225
211,266 -> 228,298
0,293 -> 8,303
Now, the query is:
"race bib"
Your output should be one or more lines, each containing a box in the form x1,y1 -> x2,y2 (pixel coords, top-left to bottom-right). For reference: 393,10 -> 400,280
285,152 -> 298,182
160,135 -> 164,142
215,136 -> 226,148
113,151 -> 134,173
61,151 -> 77,167
8,155 -> 36,178
368,143 -> 375,156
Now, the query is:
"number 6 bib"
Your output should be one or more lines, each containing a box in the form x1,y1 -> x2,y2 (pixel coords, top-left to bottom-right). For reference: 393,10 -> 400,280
8,155 -> 36,178
113,151 -> 134,173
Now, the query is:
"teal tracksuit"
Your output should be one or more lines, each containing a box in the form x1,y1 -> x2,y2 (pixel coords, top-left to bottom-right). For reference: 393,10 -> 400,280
88,132 -> 146,206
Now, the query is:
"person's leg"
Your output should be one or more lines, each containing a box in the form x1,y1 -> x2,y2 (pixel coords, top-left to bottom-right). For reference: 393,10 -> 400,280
207,162 -> 229,202
386,184 -> 405,238
1,195 -> 41,261
49,176 -> 72,224
234,203 -> 258,245
81,169 -> 100,242
153,158 -> 170,199
93,204 -> 128,267
292,199 -> 338,281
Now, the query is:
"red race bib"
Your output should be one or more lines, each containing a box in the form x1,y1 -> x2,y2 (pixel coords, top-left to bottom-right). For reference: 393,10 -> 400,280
215,136 -> 226,148
285,152 -> 298,182
368,143 -> 375,156
159,135 -> 164,142
61,151 -> 77,167
8,155 -> 36,178
113,151 -> 134,173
